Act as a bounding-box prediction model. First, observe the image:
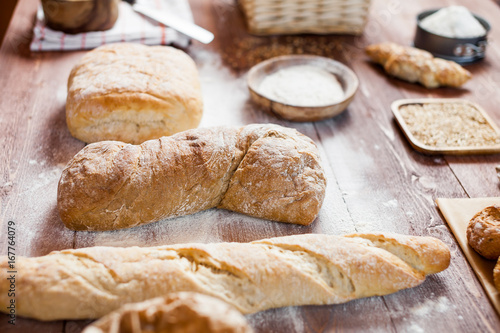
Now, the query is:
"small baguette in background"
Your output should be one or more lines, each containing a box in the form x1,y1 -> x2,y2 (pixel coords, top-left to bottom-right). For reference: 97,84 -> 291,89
0,233 -> 450,321
83,292 -> 253,333
57,124 -> 326,231
365,42 -> 471,88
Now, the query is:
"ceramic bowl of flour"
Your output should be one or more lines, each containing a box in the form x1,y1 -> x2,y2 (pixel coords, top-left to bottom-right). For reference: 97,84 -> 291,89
414,7 -> 491,64
247,55 -> 359,122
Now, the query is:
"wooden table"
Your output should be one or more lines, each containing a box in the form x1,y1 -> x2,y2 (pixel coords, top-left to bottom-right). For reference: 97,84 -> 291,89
2,0 -> 500,332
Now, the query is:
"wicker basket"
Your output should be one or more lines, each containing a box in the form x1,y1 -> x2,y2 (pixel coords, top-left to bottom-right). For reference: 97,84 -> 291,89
240,0 -> 371,36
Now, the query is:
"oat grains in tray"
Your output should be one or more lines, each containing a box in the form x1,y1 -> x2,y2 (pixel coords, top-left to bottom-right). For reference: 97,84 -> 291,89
66,43 -> 203,144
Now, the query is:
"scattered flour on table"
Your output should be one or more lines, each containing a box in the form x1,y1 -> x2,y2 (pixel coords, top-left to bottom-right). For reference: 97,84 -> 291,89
383,199 -> 398,208
418,175 -> 437,190
87,207 -> 295,248
90,208 -> 226,247
190,47 -> 248,127
8,160 -> 73,256
420,6 -> 486,38
398,297 -> 452,333
247,307 -> 304,333
407,323 -> 425,333
354,219 -> 376,232
21,164 -> 65,194
29,159 -> 45,165
258,65 -> 344,107
411,296 -> 451,316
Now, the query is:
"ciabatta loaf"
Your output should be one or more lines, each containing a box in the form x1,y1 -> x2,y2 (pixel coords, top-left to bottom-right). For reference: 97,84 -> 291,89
0,233 -> 450,320
57,124 -> 326,230
66,43 -> 203,144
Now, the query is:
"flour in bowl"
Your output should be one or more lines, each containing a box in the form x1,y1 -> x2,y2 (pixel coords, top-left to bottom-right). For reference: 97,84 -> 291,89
420,6 -> 486,38
258,65 -> 344,107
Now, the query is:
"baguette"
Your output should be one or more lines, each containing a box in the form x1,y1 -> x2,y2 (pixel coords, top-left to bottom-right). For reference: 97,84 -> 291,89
57,124 -> 326,231
0,233 -> 450,321
365,42 -> 471,88
83,292 -> 253,333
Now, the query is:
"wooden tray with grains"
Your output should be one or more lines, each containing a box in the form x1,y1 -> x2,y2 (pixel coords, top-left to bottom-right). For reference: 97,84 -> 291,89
392,98 -> 500,155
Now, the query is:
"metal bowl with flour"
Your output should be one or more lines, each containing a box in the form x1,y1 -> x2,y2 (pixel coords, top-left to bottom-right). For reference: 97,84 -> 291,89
414,9 -> 491,65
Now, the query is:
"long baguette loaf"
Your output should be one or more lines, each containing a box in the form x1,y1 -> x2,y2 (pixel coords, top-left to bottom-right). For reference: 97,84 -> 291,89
0,233 -> 450,321
57,124 -> 326,231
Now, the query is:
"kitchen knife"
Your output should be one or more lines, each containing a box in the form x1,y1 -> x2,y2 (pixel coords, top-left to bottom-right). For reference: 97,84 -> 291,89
125,1 -> 214,44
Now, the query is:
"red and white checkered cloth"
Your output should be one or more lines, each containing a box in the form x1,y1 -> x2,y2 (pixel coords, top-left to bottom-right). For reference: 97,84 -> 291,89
30,0 -> 192,52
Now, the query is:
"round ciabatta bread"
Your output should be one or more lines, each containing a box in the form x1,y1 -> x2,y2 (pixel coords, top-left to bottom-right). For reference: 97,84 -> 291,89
57,124 -> 327,230
0,233 -> 450,321
82,292 -> 253,333
66,43 -> 203,144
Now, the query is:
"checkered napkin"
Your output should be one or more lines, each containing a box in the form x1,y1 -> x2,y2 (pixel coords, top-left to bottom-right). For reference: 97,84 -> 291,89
30,0 -> 192,52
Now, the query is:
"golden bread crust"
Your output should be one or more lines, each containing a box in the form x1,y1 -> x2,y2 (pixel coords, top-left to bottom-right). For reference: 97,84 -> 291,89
57,124 -> 326,230
467,205 -> 500,260
82,292 -> 253,333
365,42 -> 471,88
0,233 -> 450,320
66,43 -> 203,144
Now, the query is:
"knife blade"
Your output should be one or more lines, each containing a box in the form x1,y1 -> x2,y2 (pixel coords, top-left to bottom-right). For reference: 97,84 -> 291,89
131,3 -> 214,44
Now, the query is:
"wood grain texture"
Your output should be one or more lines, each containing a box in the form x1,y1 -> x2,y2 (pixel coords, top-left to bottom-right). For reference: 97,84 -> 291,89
0,0 -> 500,332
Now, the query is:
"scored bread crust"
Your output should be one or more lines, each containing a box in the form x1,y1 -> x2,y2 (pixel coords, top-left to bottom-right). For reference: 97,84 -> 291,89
57,124 -> 327,230
82,292 -> 253,333
66,43 -> 203,144
466,205 -> 500,260
0,233 -> 450,321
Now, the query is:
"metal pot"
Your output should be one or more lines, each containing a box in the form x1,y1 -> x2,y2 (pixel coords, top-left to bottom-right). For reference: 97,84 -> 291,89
414,9 -> 490,65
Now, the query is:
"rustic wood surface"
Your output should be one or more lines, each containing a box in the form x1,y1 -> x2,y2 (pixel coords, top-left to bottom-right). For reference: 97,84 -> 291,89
1,0 -> 500,332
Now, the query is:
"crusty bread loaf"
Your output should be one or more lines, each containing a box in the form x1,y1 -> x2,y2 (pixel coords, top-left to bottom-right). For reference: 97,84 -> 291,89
365,42 -> 471,88
0,233 -> 450,320
83,292 -> 253,333
66,43 -> 203,144
57,124 -> 326,231
466,205 -> 500,260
